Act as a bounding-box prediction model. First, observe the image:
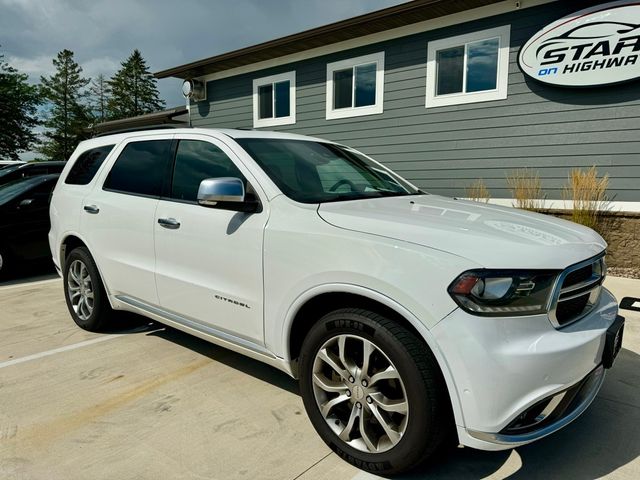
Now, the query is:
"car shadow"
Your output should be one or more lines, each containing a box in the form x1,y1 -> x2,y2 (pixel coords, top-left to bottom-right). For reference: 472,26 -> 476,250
106,316 -> 300,395
103,312 -> 639,478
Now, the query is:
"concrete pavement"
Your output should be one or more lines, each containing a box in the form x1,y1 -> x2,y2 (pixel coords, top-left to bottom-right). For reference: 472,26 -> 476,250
0,277 -> 638,480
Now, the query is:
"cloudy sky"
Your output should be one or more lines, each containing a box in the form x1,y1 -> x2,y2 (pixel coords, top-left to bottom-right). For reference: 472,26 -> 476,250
1,0 -> 405,109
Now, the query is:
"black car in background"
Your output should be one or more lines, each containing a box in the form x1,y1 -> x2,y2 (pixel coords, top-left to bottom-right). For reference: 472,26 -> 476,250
0,174 -> 60,278
0,161 -> 65,187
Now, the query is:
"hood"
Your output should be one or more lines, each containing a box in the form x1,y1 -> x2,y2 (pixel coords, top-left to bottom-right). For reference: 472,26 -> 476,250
317,195 -> 606,269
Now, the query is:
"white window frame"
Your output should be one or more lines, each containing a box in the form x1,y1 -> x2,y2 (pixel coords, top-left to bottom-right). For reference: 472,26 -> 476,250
252,71 -> 296,128
326,51 -> 385,120
426,25 -> 510,108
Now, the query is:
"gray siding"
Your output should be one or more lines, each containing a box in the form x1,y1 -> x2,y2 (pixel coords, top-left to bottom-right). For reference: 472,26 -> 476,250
191,0 -> 640,202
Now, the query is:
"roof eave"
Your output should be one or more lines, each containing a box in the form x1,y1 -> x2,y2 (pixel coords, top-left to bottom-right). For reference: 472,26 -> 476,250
154,0 -> 503,80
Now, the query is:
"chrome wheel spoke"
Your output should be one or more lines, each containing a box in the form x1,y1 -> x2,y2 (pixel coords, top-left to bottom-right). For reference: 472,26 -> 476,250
317,348 -> 350,383
359,410 -> 378,452
76,297 -> 85,316
320,393 -> 350,418
69,268 -> 80,284
369,404 -> 402,446
339,404 -> 360,441
313,373 -> 348,394
369,392 -> 408,414
80,264 -> 88,282
338,335 -> 357,377
369,366 -> 400,386
361,339 -> 375,378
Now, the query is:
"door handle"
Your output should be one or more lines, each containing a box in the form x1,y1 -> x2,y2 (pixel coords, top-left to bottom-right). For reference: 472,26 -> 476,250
83,205 -> 99,214
158,217 -> 181,229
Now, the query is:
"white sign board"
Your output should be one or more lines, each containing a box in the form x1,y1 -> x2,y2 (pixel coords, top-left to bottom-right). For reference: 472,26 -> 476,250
518,1 -> 640,87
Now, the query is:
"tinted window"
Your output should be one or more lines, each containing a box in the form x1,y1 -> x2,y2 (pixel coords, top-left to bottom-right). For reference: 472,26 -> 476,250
436,46 -> 464,95
333,68 -> 353,109
466,38 -> 499,92
0,176 -> 57,206
257,81 -> 290,119
354,63 -> 376,107
274,81 -> 290,118
19,177 -> 57,208
103,140 -> 172,197
0,177 -> 43,204
66,145 -> 114,185
171,140 -> 245,202
258,84 -> 273,119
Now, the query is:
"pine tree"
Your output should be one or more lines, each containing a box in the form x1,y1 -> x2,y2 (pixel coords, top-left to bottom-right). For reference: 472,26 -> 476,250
39,49 -> 91,160
108,49 -> 165,120
0,51 -> 40,161
88,73 -> 110,123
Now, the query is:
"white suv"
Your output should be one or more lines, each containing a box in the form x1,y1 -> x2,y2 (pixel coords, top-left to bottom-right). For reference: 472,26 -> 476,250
50,128 -> 624,474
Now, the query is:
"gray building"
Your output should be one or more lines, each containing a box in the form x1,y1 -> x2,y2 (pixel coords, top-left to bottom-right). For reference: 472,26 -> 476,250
155,0 -> 640,208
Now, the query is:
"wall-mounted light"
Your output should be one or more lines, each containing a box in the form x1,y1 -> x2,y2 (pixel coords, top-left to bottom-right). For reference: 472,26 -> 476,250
182,79 -> 206,101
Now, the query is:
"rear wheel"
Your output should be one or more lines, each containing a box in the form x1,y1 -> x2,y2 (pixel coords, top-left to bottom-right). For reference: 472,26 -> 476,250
63,247 -> 113,331
299,308 -> 453,475
0,245 -> 12,280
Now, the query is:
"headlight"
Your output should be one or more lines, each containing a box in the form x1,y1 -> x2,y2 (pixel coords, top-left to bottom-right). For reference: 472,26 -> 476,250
448,270 -> 559,316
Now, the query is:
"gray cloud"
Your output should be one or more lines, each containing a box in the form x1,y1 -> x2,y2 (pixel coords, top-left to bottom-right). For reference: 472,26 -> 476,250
1,0 -> 405,108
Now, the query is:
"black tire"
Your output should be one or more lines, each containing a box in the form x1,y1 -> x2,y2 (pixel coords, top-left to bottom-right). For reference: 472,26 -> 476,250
0,245 -> 11,280
63,246 -> 113,332
299,308 -> 453,475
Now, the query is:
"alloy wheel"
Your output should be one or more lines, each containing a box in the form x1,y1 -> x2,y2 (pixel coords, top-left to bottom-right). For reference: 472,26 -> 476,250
311,334 -> 409,453
67,259 -> 94,321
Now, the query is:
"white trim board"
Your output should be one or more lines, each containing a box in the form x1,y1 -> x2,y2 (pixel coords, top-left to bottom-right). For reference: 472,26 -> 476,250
462,198 -> 640,213
195,0 -> 556,85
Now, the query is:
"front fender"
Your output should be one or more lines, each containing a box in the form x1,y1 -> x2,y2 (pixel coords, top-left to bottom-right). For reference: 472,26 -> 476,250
277,281 -> 465,428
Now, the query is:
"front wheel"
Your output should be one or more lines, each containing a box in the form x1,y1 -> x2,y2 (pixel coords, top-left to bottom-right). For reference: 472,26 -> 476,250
299,308 -> 453,475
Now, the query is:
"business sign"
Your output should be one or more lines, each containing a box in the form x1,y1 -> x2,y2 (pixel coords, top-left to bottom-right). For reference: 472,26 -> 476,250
518,1 -> 640,87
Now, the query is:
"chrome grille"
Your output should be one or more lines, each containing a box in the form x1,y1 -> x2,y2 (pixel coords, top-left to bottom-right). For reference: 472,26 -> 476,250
549,254 -> 606,328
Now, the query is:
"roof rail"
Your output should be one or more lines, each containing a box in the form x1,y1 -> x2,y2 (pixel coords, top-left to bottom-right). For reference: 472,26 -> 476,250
94,124 -> 189,138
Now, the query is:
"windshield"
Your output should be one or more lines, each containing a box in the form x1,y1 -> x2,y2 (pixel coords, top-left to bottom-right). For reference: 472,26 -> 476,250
0,176 -> 42,204
236,138 -> 419,203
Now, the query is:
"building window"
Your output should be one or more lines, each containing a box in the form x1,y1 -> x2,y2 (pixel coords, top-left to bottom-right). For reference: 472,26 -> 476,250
252,71 -> 296,128
426,25 -> 510,108
326,52 -> 385,120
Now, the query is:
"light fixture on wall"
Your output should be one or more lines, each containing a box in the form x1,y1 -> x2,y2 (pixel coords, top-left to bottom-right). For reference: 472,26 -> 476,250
182,79 -> 206,101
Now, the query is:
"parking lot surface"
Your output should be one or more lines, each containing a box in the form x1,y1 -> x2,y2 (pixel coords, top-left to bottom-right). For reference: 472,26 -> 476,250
1,277 -> 639,480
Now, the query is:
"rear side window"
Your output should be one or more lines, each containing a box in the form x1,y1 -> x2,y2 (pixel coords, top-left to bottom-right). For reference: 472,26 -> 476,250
170,140 -> 246,202
66,145 -> 114,185
103,140 -> 172,197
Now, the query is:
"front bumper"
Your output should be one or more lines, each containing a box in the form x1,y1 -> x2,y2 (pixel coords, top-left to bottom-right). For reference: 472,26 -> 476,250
432,287 -> 620,450
467,363 -> 605,447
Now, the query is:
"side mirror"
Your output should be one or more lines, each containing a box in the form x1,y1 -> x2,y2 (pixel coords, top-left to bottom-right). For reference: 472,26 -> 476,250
197,177 -> 245,206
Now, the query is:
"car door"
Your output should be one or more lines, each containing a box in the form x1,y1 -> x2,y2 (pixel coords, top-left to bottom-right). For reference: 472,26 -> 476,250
82,136 -> 173,305
7,177 -> 57,260
154,134 -> 268,345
